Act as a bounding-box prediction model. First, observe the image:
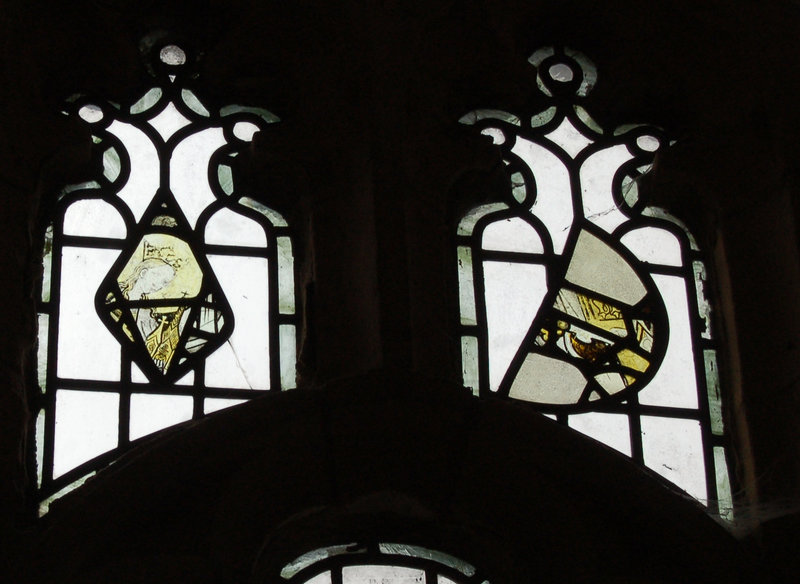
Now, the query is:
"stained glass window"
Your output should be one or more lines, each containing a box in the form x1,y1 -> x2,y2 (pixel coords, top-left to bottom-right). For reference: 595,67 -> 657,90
456,47 -> 733,518
33,43 -> 296,514
279,543 -> 489,584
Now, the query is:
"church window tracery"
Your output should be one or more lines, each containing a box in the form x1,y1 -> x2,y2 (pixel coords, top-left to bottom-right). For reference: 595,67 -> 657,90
456,47 -> 733,518
33,42 -> 297,514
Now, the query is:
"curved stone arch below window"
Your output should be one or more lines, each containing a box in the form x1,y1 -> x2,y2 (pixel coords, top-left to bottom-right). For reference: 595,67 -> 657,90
20,373 -> 747,584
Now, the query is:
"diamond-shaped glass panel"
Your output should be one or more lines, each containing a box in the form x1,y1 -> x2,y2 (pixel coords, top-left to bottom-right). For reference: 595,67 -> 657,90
98,230 -> 233,381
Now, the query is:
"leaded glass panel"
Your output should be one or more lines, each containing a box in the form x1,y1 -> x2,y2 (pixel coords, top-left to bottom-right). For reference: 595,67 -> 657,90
456,47 -> 733,519
33,43 -> 297,515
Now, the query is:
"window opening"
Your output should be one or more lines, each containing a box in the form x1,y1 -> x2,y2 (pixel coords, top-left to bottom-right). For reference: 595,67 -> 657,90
280,543 -> 489,584
33,42 -> 296,515
456,47 -> 732,519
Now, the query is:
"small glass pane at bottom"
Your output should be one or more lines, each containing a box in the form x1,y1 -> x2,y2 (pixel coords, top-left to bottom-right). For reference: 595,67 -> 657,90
343,565 -> 425,584
129,393 -> 193,440
54,389 -> 119,479
641,416 -> 706,501
568,412 -> 631,456
204,397 -> 247,414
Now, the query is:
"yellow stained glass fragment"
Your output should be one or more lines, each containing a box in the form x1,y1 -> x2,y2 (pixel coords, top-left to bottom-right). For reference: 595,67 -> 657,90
117,233 -> 203,373
555,289 -> 627,337
117,234 -> 202,301
616,348 -> 649,373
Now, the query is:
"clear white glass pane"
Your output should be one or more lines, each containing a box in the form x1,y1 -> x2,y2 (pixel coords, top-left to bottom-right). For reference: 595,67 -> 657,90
107,120 -> 159,222
205,255 -> 270,389
620,227 -> 682,267
483,261 -> 548,390
457,246 -> 476,326
580,144 -> 633,233
205,207 -> 267,247
342,565 -> 425,584
302,573 -> 332,584
510,136 -> 572,253
233,121 -> 260,141
54,389 -> 119,478
170,127 -> 226,227
57,247 -> 121,381
482,217 -> 543,253
641,416 -> 706,501
278,236 -> 295,314
637,274 -> 699,408
568,412 -> 631,456
461,336 -> 479,396
147,101 -> 191,141
63,199 -> 126,238
544,117 -> 593,158
280,324 -> 297,389
204,397 -> 247,414
129,393 -> 194,440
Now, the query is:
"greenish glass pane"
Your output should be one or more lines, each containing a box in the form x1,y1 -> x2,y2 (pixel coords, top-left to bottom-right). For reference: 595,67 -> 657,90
60,181 -> 102,198
694,261 -> 713,340
714,446 -> 734,521
39,471 -> 97,517
458,109 -> 521,126
41,225 -> 52,303
457,246 -> 476,326
239,196 -> 289,227
279,324 -> 297,389
510,171 -> 526,203
621,174 -> 639,208
281,544 -> 360,579
456,203 -> 508,236
102,147 -> 121,182
461,336 -> 479,396
379,543 -> 476,577
220,104 -> 280,123
641,207 -> 700,251
277,236 -> 295,315
574,105 -> 603,133
218,164 -> 234,195
181,89 -> 210,117
130,87 -> 163,114
531,106 -> 557,128
37,314 -> 48,391
705,349 -> 724,436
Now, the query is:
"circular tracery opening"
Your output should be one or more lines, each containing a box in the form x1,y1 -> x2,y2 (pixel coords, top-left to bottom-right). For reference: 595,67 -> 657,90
281,543 -> 489,584
159,44 -> 186,65
548,63 -> 574,82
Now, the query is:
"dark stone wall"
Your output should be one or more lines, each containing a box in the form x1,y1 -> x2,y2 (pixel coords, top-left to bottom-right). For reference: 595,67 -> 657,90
1,0 -> 799,581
